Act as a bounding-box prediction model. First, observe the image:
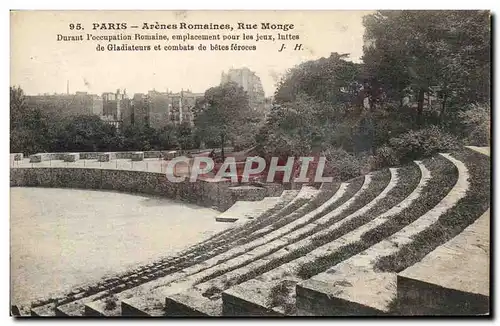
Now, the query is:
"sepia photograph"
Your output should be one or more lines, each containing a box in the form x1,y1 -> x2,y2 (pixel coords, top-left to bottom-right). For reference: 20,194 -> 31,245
9,9 -> 491,317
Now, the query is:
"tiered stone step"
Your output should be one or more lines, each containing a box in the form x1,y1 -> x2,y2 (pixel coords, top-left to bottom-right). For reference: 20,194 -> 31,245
215,185 -> 319,223
295,153 -> 469,316
118,171 -> 394,316
216,198 -> 282,223
205,190 -> 299,240
163,168 -> 398,315
27,149 -> 488,318
88,180 -> 358,315
395,147 -> 490,315
222,161 -> 430,315
397,208 -> 490,315
202,189 -> 300,245
464,145 -> 490,156
243,183 -> 347,240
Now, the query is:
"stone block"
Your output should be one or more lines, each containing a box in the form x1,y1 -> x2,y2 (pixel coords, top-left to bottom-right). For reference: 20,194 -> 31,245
29,153 -> 49,163
79,152 -> 100,160
229,186 -> 267,202
97,152 -> 115,162
131,152 -> 144,161
144,151 -> 162,159
396,274 -> 489,315
50,153 -> 67,160
222,286 -> 283,316
11,153 -> 23,161
63,153 -> 80,162
165,151 -> 178,160
296,279 -> 387,316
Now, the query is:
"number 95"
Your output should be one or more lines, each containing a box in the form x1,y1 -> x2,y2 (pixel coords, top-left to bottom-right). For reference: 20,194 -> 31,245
69,23 -> 83,30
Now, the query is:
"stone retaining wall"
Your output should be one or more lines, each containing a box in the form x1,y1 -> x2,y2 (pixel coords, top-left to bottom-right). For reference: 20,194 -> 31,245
9,167 -> 265,211
396,274 -> 489,315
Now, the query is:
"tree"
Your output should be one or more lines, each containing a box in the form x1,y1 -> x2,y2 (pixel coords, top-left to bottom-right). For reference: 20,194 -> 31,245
121,124 -> 159,151
362,10 -> 490,125
258,53 -> 370,157
60,115 -> 121,152
158,124 -> 178,149
176,121 -> 194,150
10,86 -> 56,154
10,86 -> 27,129
194,82 -> 253,158
274,52 -> 362,106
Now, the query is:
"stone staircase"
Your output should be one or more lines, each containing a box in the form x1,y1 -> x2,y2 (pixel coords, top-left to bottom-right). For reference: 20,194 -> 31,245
23,147 -> 490,316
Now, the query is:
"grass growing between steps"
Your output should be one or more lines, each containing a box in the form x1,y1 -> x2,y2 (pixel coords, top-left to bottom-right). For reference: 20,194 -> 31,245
181,185 -> 345,275
375,148 -> 490,272
199,171 -> 391,291
148,192 -> 309,272
202,192 -> 312,250
308,169 -> 392,235
294,155 -> 457,280
187,198 -> 314,263
193,176 -> 382,289
310,164 -> 420,247
283,177 -> 366,235
188,196 -> 302,255
266,280 -> 297,315
361,155 -> 458,244
103,295 -> 118,311
242,184 -> 343,243
267,183 -> 342,231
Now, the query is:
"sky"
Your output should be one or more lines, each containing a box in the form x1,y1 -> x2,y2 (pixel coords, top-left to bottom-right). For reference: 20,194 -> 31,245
10,10 -> 372,97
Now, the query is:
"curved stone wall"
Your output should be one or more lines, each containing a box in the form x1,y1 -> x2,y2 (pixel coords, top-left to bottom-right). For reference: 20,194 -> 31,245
9,167 -> 250,211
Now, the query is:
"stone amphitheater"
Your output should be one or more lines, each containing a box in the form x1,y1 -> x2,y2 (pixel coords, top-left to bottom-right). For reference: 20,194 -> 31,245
9,146 -> 490,316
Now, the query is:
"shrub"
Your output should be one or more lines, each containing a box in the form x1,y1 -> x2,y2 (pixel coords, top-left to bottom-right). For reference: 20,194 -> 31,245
103,295 -> 117,311
457,103 -> 490,146
387,126 -> 461,163
321,147 -> 365,181
373,146 -> 400,168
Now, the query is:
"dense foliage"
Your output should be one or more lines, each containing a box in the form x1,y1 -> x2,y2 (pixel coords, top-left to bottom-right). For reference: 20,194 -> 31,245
10,86 -> 201,155
10,11 -> 491,167
193,81 -> 262,156
256,10 -> 490,173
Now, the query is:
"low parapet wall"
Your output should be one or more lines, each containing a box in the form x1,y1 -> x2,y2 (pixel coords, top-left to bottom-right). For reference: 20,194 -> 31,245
10,153 -> 23,161
25,148 -> 235,163
27,151 -> 178,162
9,167 -> 259,211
